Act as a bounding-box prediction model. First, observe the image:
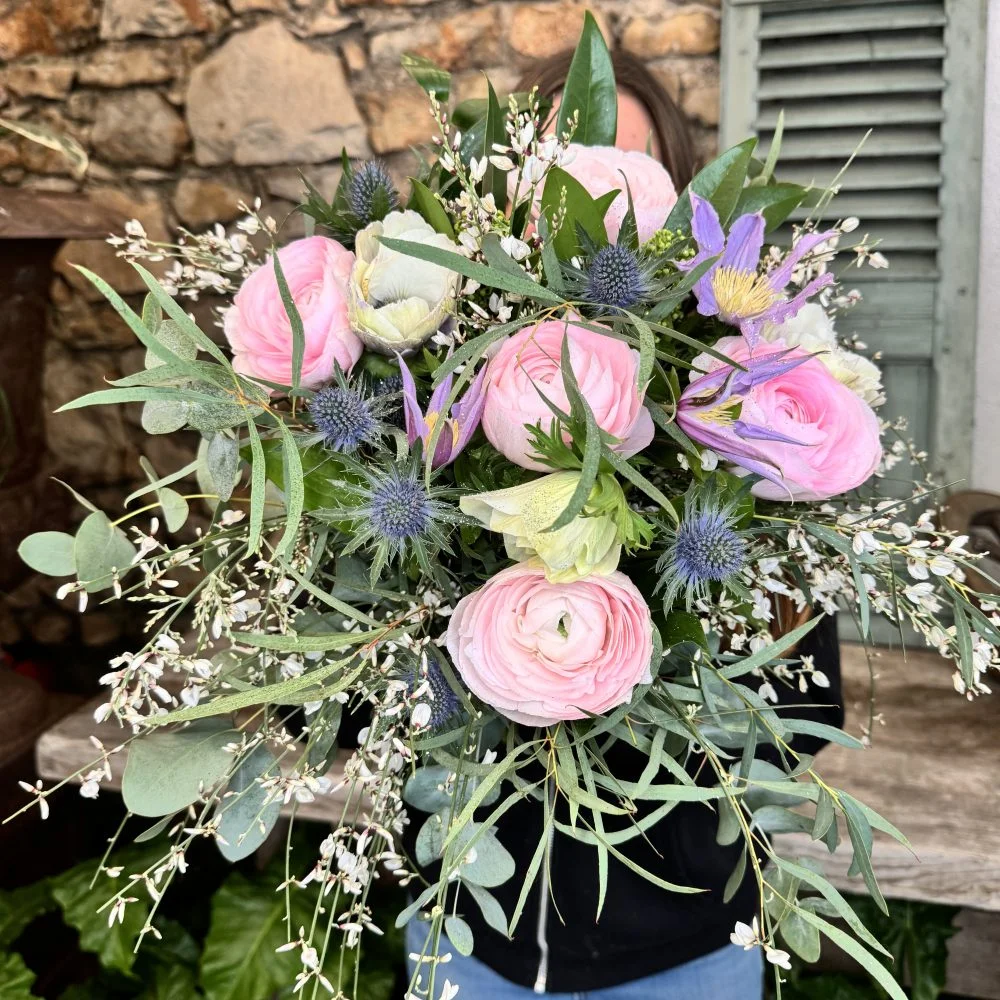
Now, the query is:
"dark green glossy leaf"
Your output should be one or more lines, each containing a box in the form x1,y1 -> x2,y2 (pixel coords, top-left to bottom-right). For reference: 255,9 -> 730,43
556,11 -> 616,145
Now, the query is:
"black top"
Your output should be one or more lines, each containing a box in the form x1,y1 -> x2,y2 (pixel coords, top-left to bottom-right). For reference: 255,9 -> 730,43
408,614 -> 844,993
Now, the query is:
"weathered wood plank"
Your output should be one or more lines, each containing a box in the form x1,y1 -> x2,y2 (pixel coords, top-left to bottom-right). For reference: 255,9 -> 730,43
776,643 -> 1000,912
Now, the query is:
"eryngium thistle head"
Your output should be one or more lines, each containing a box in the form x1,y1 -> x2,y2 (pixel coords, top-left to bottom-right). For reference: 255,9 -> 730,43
368,464 -> 431,542
348,160 -> 399,227
655,488 -> 748,610
583,244 -> 651,309
311,384 -> 378,452
673,511 -> 746,585
408,655 -> 461,729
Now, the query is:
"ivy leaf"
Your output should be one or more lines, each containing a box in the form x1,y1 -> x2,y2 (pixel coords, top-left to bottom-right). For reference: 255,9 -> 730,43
51,858 -> 151,976
199,874 -> 338,1000
0,879 -> 55,948
0,952 -> 35,998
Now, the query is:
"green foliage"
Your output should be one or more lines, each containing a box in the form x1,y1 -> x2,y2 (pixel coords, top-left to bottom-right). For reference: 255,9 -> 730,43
555,11 -> 617,145
74,511 -> 137,593
0,951 -> 35,998
540,166 -> 616,259
121,720 -> 236,818
17,530 -> 76,577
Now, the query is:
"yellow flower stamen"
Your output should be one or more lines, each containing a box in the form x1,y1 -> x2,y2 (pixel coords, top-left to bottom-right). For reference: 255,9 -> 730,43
696,397 -> 743,426
711,266 -> 778,319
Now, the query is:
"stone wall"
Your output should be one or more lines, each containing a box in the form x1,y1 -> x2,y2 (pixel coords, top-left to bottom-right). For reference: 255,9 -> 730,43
0,0 -> 720,647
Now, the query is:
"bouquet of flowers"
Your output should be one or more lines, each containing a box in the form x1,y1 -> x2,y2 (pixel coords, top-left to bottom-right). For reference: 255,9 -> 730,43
14,14 -> 998,1000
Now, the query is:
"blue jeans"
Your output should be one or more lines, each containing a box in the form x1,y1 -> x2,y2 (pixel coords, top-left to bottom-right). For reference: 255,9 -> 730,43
405,922 -> 764,999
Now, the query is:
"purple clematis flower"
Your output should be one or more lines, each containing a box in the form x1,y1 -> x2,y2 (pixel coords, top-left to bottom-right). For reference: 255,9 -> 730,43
399,356 -> 488,468
677,348 -> 814,495
679,193 -> 837,346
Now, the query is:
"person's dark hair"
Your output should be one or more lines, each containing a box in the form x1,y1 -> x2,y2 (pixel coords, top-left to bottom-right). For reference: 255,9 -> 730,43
516,49 -> 697,191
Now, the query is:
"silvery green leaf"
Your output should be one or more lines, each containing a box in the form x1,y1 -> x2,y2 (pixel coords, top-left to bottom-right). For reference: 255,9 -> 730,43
462,883 -> 508,937
74,511 -> 137,593
122,721 -> 235,817
158,487 -> 189,533
145,319 -> 197,369
142,398 -> 189,435
17,531 -> 76,577
403,766 -> 453,814
445,915 -> 474,956
779,909 -> 821,963
206,432 -> 241,503
457,825 -> 515,888
415,810 -> 449,866
215,744 -> 281,862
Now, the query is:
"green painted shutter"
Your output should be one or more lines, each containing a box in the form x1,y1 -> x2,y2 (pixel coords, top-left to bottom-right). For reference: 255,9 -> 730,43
720,0 -> 986,490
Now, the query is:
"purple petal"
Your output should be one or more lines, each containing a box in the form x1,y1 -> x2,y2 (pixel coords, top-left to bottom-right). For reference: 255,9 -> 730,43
677,407 -> 787,490
451,365 -> 488,451
689,193 -> 725,255
720,212 -> 766,274
729,350 -> 813,395
426,369 -> 454,418
733,419 -> 813,447
760,273 -> 835,329
765,228 -> 837,293
397,355 -> 426,447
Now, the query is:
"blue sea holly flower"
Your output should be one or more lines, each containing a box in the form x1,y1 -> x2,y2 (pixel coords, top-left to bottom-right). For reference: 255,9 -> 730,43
348,160 -> 399,227
308,368 -> 390,453
408,654 -> 462,730
583,244 -> 652,310
679,193 -> 837,346
331,455 -> 458,584
655,488 -> 749,611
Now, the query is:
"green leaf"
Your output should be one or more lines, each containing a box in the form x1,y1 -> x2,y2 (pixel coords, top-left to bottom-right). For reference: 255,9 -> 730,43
0,879 -> 55,948
662,610 -> 708,650
271,250 -> 305,392
556,11 -> 617,145
206,433 -> 240,503
17,530 -> 76,577
142,398 -> 188,435
481,80 -> 507,207
377,237 -> 562,303
445,915 -> 474,956
215,744 -> 282,862
843,794 -> 887,913
199,873 -> 324,1000
246,419 -> 265,554
0,952 -> 35,998
122,721 -> 236,817
457,825 -> 516,888
952,598 -> 976,690
139,457 -> 189,533
274,421 -> 304,557
463,883 -> 508,937
409,178 -> 456,238
138,963 -> 200,1000
540,166 -> 611,259
401,52 -> 450,101
795,908 -> 907,1000
74,511 -> 137,593
781,908 -> 822,962
403,765 -> 454,814
734,182 -> 809,232
50,856 -> 154,976
665,138 -> 758,230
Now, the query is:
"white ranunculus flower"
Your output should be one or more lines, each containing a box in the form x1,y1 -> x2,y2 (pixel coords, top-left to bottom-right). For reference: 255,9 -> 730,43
762,302 -> 884,406
348,210 -> 461,354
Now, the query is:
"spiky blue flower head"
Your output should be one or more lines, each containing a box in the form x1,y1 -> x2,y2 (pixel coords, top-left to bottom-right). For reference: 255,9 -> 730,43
674,510 -> 747,585
348,160 -> 399,227
311,384 -> 377,452
655,485 -> 749,611
583,244 -> 652,309
333,454 -> 459,585
368,464 -> 431,542
408,655 -> 462,730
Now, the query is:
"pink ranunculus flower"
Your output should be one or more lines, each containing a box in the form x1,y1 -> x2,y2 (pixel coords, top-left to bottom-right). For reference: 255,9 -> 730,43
561,144 -> 678,244
482,319 -> 655,471
224,236 -> 363,390
446,564 -> 653,726
683,336 -> 883,502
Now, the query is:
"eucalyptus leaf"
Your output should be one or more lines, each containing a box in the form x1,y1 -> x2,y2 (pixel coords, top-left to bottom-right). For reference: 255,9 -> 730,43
215,744 -> 282,862
206,432 -> 241,503
74,511 -> 137,593
17,530 -> 76,577
445,915 -> 474,956
121,721 -> 235,817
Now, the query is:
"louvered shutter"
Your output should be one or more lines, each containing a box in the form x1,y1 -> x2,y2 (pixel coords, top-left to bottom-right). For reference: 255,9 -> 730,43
720,0 -> 987,490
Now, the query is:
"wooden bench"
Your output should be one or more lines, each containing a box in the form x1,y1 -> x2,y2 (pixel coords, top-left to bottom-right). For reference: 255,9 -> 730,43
34,644 -> 1000,997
